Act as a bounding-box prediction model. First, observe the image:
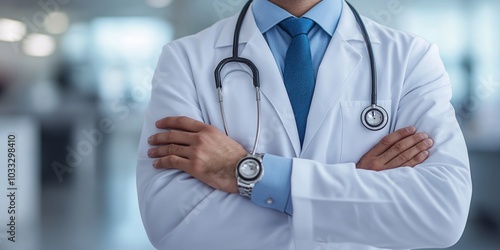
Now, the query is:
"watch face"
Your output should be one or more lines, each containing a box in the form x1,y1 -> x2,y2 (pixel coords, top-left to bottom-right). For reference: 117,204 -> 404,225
238,158 -> 261,181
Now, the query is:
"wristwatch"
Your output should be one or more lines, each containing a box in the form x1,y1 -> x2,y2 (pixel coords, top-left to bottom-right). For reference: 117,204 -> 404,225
236,153 -> 264,198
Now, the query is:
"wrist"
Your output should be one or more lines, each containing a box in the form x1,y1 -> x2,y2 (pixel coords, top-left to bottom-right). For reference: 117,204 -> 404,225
251,154 -> 293,214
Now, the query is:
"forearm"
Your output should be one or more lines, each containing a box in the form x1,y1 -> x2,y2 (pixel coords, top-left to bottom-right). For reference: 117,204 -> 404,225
290,43 -> 472,248
290,158 -> 470,249
135,42 -> 293,249
137,157 -> 292,249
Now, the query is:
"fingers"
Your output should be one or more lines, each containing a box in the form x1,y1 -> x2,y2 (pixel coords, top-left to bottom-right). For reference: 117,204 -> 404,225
153,155 -> 190,170
155,116 -> 205,132
378,132 -> 431,166
403,150 -> 430,167
148,144 -> 191,159
148,129 -> 193,146
148,129 -> 196,169
368,126 -> 417,157
356,127 -> 434,171
385,138 -> 433,168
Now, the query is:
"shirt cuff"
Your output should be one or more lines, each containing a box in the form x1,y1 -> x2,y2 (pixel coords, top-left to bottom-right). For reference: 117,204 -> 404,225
251,154 -> 294,215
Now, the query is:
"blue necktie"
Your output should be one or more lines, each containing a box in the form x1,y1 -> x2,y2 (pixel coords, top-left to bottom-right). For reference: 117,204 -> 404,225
279,18 -> 315,146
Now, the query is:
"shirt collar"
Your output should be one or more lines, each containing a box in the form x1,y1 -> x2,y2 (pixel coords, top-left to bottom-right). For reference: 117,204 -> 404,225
252,0 -> 343,36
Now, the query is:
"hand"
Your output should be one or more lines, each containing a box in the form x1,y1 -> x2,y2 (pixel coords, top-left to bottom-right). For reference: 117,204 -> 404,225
356,126 -> 433,171
147,116 -> 247,193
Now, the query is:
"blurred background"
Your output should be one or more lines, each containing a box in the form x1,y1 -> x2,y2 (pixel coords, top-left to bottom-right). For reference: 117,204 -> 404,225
0,0 -> 498,249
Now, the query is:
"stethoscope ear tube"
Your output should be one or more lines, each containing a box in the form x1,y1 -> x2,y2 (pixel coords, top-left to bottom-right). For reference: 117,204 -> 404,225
346,1 -> 377,107
346,1 -> 388,131
214,0 -> 261,155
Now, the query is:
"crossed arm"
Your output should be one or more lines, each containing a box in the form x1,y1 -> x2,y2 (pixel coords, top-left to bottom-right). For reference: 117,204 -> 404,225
138,41 -> 471,249
147,116 -> 433,194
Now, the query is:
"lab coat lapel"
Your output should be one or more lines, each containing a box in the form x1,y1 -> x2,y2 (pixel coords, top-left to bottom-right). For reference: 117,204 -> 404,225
215,9 -> 302,156
302,2 -> 369,153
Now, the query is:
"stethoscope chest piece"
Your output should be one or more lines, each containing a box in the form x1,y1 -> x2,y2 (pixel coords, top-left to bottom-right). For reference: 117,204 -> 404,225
361,104 -> 388,131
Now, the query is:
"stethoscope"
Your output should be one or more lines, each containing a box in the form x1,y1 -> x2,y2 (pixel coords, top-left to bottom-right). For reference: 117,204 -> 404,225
214,0 -> 388,155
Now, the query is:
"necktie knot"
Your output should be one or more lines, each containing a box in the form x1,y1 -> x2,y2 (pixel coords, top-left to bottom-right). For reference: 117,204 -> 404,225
279,18 -> 314,37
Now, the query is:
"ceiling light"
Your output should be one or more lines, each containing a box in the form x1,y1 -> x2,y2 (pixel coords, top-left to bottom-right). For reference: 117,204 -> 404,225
44,12 -> 70,34
0,18 -> 27,42
22,33 -> 56,57
145,0 -> 173,9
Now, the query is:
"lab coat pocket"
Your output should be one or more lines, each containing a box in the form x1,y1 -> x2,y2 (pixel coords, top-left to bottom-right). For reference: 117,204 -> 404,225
339,100 -> 392,164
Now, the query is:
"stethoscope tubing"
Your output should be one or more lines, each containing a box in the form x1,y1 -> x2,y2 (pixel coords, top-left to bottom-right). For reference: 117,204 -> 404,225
346,1 -> 378,106
215,0 -> 260,155
214,0 -> 388,155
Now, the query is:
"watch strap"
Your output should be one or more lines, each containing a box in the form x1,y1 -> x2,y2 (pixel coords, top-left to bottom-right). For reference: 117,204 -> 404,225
236,153 -> 264,198
238,185 -> 253,198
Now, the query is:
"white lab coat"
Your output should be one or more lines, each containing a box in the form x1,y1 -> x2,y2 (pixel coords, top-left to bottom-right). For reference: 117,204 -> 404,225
136,1 -> 472,249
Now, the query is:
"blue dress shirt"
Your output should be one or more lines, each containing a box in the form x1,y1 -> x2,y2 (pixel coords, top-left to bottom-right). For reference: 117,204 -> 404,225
251,0 -> 343,215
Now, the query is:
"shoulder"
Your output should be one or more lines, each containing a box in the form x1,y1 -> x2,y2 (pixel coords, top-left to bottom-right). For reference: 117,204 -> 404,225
360,16 -> 444,77
362,16 -> 432,55
163,14 -> 237,56
361,16 -> 450,95
153,14 -> 237,78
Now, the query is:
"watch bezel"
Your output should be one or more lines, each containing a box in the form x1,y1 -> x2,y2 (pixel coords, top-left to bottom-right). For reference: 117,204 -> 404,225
237,155 -> 263,182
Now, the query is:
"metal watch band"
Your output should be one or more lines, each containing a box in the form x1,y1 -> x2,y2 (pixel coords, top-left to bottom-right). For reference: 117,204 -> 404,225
237,153 -> 264,198
238,185 -> 253,198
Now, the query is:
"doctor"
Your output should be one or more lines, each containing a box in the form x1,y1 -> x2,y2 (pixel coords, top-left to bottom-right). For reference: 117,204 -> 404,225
137,0 -> 472,249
